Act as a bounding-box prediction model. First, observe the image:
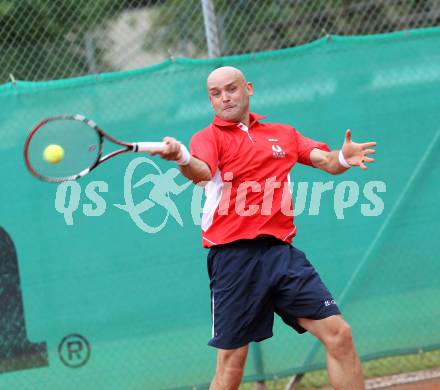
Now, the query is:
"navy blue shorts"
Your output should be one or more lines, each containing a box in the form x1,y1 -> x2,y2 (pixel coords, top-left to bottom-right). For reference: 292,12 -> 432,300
207,237 -> 340,349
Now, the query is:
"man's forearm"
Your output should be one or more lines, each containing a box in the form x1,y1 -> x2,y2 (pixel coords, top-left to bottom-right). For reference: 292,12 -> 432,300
312,150 -> 349,175
327,150 -> 350,174
180,156 -> 213,185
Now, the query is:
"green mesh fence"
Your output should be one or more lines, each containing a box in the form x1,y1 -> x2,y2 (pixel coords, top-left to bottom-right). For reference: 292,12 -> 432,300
0,26 -> 439,389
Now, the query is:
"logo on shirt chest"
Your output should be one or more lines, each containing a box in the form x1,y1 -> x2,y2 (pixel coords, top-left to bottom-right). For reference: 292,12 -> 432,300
271,144 -> 285,159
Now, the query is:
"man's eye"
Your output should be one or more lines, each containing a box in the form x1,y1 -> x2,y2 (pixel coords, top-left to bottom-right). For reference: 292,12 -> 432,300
212,91 -> 220,97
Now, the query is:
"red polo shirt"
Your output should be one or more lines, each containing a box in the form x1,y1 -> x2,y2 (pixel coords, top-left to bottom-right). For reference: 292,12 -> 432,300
190,113 -> 330,248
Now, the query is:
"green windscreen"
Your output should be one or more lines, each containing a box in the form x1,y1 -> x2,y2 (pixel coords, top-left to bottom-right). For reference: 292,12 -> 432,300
0,27 -> 439,389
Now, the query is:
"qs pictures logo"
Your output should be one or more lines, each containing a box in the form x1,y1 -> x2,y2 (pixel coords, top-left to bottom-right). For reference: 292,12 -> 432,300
54,157 -> 194,233
54,157 -> 386,232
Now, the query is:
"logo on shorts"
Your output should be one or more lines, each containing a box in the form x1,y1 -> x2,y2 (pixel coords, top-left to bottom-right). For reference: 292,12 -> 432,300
324,299 -> 336,307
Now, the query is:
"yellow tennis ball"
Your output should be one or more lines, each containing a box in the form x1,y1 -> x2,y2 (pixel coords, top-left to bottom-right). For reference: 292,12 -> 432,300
43,144 -> 64,164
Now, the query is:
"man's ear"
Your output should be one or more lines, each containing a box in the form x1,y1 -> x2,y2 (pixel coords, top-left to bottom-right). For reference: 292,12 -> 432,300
247,82 -> 254,97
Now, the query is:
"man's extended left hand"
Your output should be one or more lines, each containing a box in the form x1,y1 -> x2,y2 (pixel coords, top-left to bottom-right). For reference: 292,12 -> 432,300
341,129 -> 376,170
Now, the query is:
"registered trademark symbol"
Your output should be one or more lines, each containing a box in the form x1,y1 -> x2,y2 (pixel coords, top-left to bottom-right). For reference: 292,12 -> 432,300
58,334 -> 91,368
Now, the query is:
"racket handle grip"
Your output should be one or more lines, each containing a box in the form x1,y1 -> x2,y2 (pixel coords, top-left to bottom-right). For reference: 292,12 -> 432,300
135,142 -> 166,152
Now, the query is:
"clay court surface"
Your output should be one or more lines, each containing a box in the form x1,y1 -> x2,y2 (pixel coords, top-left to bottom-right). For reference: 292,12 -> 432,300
367,369 -> 440,390
304,380 -> 440,390
305,369 -> 440,390
380,378 -> 440,390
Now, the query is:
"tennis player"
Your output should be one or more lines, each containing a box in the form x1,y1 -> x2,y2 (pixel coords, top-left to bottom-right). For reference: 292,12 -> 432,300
153,66 -> 375,390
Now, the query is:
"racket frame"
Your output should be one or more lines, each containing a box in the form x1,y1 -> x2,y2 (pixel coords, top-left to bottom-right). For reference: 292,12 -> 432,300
24,114 -> 164,182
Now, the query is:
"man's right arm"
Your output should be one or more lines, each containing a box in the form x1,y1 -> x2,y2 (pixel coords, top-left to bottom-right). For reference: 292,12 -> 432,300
149,136 -> 212,185
180,156 -> 212,185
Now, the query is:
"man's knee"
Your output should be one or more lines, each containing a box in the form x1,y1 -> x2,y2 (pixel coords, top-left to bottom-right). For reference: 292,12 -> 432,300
322,320 -> 354,356
215,346 -> 248,386
217,346 -> 248,371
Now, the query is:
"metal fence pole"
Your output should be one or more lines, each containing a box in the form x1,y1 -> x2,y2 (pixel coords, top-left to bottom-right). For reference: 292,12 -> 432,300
201,0 -> 221,58
84,32 -> 98,74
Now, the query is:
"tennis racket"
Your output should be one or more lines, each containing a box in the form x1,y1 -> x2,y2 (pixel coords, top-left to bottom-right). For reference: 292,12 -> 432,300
24,114 -> 165,182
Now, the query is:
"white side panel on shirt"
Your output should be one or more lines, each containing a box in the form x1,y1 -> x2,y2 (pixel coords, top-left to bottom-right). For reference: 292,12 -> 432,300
202,168 -> 224,232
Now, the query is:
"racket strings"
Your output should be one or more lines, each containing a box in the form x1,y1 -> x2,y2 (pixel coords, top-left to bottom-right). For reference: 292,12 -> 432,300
26,119 -> 101,181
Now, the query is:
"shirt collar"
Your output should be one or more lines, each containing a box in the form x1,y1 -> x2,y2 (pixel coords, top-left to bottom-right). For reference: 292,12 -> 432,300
212,112 -> 268,128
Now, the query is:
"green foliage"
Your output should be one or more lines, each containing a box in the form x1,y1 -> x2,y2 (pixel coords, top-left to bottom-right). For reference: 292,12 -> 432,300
143,0 -> 206,55
1,0 -> 438,82
0,0 -> 133,82
145,0 -> 439,56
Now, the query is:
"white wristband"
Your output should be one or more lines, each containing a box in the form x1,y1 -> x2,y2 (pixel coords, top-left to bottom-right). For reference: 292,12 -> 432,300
177,144 -> 191,166
338,150 -> 351,168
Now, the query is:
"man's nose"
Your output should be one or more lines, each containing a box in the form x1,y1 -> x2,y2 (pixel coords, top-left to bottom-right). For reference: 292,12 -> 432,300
221,92 -> 230,102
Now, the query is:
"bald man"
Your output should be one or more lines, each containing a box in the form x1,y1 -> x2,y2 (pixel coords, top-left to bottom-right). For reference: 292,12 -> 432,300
153,66 -> 375,390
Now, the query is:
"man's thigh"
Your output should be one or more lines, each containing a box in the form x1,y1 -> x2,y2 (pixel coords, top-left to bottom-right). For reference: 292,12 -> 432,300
297,315 -> 350,342
273,246 -> 340,333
